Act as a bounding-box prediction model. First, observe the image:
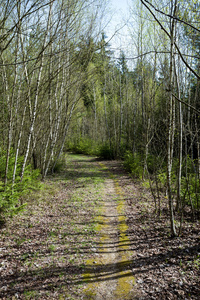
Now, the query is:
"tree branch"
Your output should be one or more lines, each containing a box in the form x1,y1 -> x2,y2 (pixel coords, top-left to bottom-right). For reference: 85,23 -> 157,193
143,0 -> 200,33
140,0 -> 200,80
172,93 -> 200,115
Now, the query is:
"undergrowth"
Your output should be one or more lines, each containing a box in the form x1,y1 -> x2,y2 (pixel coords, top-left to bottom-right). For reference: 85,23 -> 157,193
66,137 -> 115,159
0,148 -> 41,222
123,150 -> 200,216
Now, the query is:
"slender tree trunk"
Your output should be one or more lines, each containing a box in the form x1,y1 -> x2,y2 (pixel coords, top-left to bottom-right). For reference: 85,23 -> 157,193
175,58 -> 182,212
43,58 -> 64,178
12,106 -> 27,186
103,74 -> 110,146
52,95 -> 78,173
20,3 -> 52,181
119,70 -> 123,153
92,81 -> 97,140
2,57 -> 11,186
143,118 -> 150,180
167,0 -> 177,237
194,81 -> 200,211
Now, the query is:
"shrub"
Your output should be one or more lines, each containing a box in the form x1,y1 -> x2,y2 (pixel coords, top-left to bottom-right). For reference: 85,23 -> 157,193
66,137 -> 99,156
0,148 -> 40,219
181,175 -> 200,209
98,143 -> 115,160
123,151 -> 143,178
52,156 -> 66,173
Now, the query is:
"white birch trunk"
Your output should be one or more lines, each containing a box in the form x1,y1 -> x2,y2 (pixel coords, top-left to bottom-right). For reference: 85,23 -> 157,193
52,96 -> 78,173
43,59 -> 65,178
167,0 -> 177,237
174,57 -> 182,212
20,3 -> 53,181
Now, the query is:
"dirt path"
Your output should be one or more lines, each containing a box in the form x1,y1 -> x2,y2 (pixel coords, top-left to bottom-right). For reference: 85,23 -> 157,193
83,170 -> 137,299
0,155 -> 138,299
0,154 -> 199,299
83,176 -> 121,299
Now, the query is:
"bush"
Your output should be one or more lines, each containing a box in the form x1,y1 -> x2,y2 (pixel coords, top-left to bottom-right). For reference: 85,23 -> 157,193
98,143 -> 115,160
52,156 -> 66,173
66,137 -> 99,156
67,138 -> 116,160
123,151 -> 143,178
181,175 -> 200,209
0,148 -> 40,219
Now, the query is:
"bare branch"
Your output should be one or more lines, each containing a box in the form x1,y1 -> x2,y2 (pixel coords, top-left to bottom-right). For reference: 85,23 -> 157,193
172,93 -> 200,115
140,0 -> 200,80
143,0 -> 200,33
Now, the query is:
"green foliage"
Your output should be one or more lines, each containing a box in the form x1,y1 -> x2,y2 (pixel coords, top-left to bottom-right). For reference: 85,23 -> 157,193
123,151 -> 143,178
0,148 -> 40,219
98,143 -> 115,160
147,155 -> 160,174
80,83 -> 94,108
66,137 -> 99,156
181,175 -> 200,209
157,156 -> 200,210
157,171 -> 167,187
123,149 -> 199,211
53,156 -> 66,173
67,138 -> 115,160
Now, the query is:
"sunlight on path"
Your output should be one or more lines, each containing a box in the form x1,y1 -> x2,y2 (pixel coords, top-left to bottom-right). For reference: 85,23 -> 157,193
83,162 -> 136,299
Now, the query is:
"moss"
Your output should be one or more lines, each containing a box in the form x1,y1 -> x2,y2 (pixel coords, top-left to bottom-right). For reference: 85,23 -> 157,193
115,181 -> 136,299
82,207 -> 108,295
83,285 -> 97,299
82,162 -> 136,299
82,256 -> 99,298
94,214 -> 107,232
115,273 -> 135,299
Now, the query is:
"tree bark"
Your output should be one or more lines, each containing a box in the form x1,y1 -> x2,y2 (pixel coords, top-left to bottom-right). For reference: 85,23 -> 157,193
20,3 -> 53,181
167,0 -> 177,237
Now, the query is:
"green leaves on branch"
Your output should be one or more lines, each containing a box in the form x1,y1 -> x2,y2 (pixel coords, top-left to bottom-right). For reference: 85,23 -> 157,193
123,151 -> 143,179
0,148 -> 40,220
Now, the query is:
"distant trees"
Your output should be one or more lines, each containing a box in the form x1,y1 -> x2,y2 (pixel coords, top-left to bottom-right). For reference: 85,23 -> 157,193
66,0 -> 200,237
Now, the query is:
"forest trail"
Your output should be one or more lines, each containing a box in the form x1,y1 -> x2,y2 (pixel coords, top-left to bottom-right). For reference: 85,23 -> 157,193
82,163 -> 136,299
0,154 -> 199,299
0,154 -> 138,299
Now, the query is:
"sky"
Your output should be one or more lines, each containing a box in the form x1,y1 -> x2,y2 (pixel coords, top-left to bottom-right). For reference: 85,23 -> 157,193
110,0 -> 130,15
106,0 -> 133,62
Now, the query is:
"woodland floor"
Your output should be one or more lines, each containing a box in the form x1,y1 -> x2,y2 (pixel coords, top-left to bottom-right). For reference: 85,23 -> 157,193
0,154 -> 199,299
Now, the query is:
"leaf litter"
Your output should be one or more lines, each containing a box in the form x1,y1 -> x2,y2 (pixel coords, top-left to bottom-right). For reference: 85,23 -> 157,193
0,154 -> 199,299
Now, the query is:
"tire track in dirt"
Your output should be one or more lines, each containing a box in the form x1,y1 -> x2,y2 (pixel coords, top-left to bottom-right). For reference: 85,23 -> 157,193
83,163 -> 137,299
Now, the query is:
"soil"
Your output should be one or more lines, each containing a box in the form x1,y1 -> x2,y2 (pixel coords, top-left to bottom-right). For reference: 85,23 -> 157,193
0,154 -> 199,299
82,167 -> 137,299
104,160 -> 200,300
